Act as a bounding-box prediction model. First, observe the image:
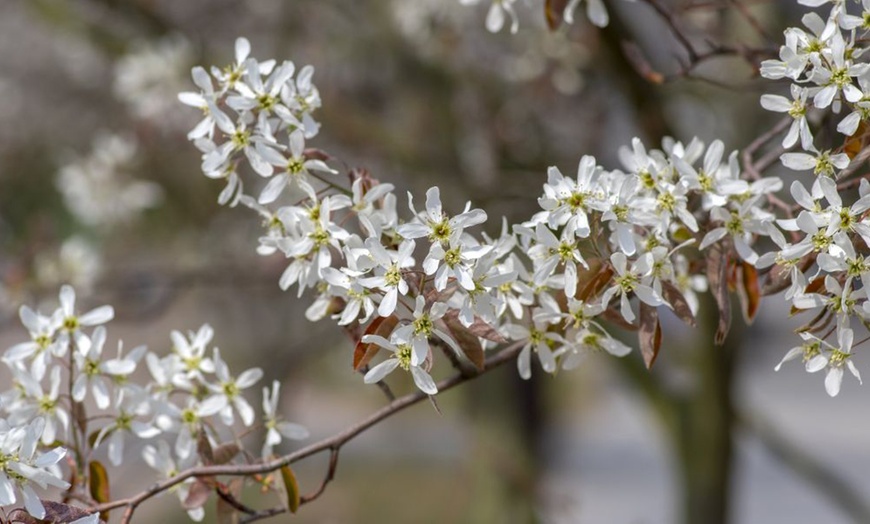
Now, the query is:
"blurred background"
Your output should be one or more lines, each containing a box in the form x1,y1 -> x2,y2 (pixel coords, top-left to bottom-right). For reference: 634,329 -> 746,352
1,0 -> 870,522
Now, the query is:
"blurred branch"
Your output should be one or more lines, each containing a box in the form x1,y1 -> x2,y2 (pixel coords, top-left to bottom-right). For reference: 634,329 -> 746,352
738,409 -> 870,523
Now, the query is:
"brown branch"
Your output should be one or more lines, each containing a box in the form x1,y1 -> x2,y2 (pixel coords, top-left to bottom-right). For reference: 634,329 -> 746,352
216,483 -> 258,516
727,0 -> 773,43
836,173 -> 870,192
639,0 -> 699,63
238,506 -> 286,524
98,340 -> 525,523
300,447 -> 340,504
738,409 -> 870,522
742,116 -> 791,181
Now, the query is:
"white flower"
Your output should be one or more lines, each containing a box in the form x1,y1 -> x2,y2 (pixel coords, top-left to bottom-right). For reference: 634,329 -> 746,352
776,332 -> 824,372
56,285 -> 114,355
202,348 -> 263,427
537,156 -> 603,238
0,418 -> 70,520
600,252 -> 664,323
398,186 -> 487,245
699,199 -> 780,266
178,66 -> 219,139
72,326 -> 121,410
528,222 -> 588,297
561,327 -> 632,370
9,366 -> 69,445
423,236 -> 492,292
57,133 -> 162,228
142,440 -> 204,521
780,148 -> 849,177
261,381 -> 309,458
805,326 -> 861,397
169,324 -> 216,386
359,238 -> 416,317
321,266 -> 377,326
504,317 -> 563,379
760,85 -> 813,149
257,129 -> 337,204
4,306 -> 62,381
361,335 -> 438,395
94,392 -> 160,466
393,296 -> 455,366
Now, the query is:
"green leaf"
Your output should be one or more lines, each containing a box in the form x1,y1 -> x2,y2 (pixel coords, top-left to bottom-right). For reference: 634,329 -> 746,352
280,465 -> 301,514
89,460 -> 110,522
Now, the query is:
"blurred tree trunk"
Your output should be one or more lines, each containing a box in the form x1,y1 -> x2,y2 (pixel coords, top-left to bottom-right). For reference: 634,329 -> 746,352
675,297 -> 739,524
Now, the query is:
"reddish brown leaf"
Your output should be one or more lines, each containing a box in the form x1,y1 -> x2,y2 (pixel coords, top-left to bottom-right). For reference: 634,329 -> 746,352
638,303 -> 662,369
761,262 -> 792,296
448,312 -> 507,343
578,261 -> 614,302
443,313 -> 485,371
740,262 -> 760,323
761,253 -> 815,296
89,460 -> 110,522
353,315 -> 399,371
845,120 -> 868,159
183,479 -> 212,510
36,501 -> 98,523
622,41 -> 665,84
545,0 -> 569,29
212,443 -> 241,465
706,243 -> 731,346
727,257 -> 739,292
601,308 -> 639,331
302,148 -> 330,161
661,281 -> 696,327
197,430 -> 215,466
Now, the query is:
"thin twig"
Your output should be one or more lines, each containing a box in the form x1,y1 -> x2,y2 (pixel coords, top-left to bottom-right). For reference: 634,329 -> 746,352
99,341 -> 525,522
742,117 -> 791,181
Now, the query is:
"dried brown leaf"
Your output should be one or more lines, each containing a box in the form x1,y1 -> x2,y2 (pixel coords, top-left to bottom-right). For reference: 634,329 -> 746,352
212,443 -> 241,465
183,480 -> 212,510
353,315 -> 399,371
740,262 -> 760,323
638,303 -> 662,369
545,0 -> 569,29
660,281 -> 696,327
706,243 -> 731,345
443,313 -> 485,371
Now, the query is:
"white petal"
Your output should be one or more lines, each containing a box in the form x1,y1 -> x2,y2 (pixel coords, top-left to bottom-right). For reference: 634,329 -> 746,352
364,359 -> 400,384
825,367 -> 844,397
410,366 -> 438,395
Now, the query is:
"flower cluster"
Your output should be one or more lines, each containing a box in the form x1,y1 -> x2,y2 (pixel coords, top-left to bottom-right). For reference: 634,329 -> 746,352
56,133 -> 162,228
0,285 -> 306,520
0,418 -> 73,521
760,0 -> 870,396
509,138 -> 783,376
181,39 -> 793,395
